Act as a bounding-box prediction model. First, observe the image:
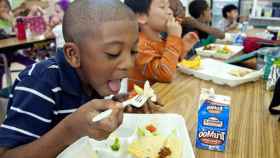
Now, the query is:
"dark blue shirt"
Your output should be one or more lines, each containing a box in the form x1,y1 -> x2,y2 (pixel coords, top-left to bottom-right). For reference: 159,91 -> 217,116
0,50 -> 101,148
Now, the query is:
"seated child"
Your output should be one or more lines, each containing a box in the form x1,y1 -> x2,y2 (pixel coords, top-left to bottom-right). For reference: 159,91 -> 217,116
168,0 -> 185,19
186,0 -> 225,46
44,0 -> 70,49
0,0 -> 156,157
0,0 -> 35,88
168,0 -> 225,58
125,0 -> 199,89
218,4 -> 239,32
168,0 -> 225,39
0,0 -> 15,33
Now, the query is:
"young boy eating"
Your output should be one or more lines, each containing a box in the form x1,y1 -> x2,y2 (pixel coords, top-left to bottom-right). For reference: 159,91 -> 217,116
0,0 -> 141,157
124,0 -> 199,89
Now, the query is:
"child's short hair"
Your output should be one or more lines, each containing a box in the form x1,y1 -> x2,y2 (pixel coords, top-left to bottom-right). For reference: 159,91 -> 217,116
63,0 -> 136,45
188,0 -> 209,19
222,4 -> 238,18
124,0 -> 152,14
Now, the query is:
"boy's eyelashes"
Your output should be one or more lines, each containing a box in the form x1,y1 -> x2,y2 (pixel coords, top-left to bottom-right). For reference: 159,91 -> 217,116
105,50 -> 138,59
105,52 -> 120,59
131,50 -> 138,55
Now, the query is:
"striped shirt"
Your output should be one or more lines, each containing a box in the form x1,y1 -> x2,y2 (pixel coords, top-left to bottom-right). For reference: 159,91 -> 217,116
0,49 -> 101,148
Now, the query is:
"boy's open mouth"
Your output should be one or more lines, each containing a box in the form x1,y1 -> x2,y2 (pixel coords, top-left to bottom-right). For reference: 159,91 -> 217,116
108,79 -> 121,94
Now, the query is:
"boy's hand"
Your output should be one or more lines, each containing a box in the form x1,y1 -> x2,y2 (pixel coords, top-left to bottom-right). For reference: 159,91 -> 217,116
167,17 -> 182,38
181,32 -> 200,60
112,94 -> 164,114
61,99 -> 124,142
125,99 -> 164,114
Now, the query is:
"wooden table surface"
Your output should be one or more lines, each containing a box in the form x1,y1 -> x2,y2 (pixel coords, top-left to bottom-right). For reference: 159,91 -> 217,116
0,36 -> 53,50
153,71 -> 279,158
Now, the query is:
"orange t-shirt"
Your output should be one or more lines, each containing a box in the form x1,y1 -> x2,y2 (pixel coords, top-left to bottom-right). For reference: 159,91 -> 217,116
128,32 -> 185,90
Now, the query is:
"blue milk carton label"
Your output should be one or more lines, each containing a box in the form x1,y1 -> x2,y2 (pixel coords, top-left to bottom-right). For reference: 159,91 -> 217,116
196,95 -> 230,152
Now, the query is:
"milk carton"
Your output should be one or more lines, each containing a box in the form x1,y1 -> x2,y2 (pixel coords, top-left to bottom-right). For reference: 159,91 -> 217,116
196,89 -> 230,152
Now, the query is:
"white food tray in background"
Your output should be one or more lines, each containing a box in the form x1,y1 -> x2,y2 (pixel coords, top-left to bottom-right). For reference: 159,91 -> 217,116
57,114 -> 195,158
178,58 -> 263,87
195,44 -> 244,60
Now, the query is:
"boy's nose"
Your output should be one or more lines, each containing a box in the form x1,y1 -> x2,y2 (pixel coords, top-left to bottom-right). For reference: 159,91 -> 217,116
167,7 -> 173,16
119,53 -> 134,71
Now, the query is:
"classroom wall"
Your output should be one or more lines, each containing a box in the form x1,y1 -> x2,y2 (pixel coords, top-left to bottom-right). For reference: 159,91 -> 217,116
180,0 -> 189,8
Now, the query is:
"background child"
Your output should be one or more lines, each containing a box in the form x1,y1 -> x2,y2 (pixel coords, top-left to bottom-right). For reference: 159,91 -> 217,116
186,0 -> 225,46
125,0 -> 199,89
0,0 -> 15,33
0,0 -> 35,88
218,4 -> 239,32
44,0 -> 70,49
168,0 -> 225,58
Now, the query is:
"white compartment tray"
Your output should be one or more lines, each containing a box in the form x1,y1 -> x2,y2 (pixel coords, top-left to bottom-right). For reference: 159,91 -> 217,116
196,44 -> 244,60
178,58 -> 263,87
57,114 -> 195,158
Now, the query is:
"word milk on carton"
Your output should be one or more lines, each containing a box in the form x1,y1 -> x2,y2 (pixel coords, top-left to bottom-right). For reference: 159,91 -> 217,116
196,88 -> 231,152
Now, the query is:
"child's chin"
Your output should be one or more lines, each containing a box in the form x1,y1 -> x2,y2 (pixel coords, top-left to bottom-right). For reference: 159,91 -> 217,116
95,88 -> 111,97
100,89 -> 118,97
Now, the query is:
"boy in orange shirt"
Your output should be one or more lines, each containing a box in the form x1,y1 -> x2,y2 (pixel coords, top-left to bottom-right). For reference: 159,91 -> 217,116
125,0 -> 199,89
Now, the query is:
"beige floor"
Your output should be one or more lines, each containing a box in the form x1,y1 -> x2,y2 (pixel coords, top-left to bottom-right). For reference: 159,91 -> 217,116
2,63 -> 25,88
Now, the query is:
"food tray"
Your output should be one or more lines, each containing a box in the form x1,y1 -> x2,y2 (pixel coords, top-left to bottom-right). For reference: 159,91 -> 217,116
178,58 -> 263,87
195,44 -> 244,60
57,114 -> 195,158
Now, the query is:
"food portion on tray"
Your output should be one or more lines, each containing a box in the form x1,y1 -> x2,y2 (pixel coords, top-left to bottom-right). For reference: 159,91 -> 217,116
178,58 -> 263,87
196,44 -> 244,60
57,114 -> 195,158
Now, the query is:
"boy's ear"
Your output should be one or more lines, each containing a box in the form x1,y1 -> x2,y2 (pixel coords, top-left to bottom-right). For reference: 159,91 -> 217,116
63,43 -> 81,68
137,13 -> 148,25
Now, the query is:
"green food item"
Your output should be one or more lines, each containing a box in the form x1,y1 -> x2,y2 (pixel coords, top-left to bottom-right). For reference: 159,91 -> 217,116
273,58 -> 280,67
216,49 -> 229,54
171,129 -> 178,137
110,138 -> 120,151
134,85 -> 144,95
152,131 -> 159,136
137,127 -> 146,137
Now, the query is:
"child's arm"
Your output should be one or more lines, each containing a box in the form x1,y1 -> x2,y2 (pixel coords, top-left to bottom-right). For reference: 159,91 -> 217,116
136,35 -> 184,82
0,99 -> 123,158
0,74 -> 123,158
224,21 -> 238,32
134,17 -> 184,82
180,32 -> 200,60
182,17 -> 225,39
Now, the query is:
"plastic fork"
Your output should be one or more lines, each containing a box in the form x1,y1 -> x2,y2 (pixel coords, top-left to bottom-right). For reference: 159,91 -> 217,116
92,95 -> 147,122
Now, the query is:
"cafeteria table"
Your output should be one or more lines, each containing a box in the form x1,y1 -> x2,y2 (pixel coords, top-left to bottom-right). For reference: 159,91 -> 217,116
0,36 -> 55,86
153,71 -> 278,158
